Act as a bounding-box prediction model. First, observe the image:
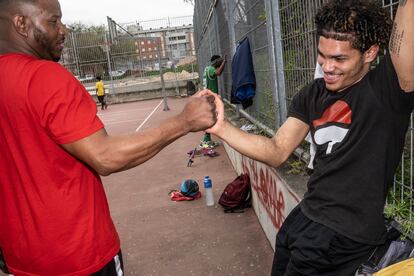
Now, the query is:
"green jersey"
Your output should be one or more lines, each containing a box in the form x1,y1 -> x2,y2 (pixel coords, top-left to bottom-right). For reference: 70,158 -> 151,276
202,65 -> 218,94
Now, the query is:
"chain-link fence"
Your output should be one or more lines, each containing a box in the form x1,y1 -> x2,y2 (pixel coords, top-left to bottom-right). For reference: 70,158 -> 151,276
61,16 -> 198,97
194,0 -> 413,233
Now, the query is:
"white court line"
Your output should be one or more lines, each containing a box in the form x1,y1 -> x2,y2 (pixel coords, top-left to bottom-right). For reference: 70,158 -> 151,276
98,108 -> 155,118
135,100 -> 163,132
104,119 -> 146,126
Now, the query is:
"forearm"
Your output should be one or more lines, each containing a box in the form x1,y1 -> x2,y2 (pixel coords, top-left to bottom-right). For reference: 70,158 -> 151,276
390,0 -> 414,92
63,114 -> 191,176
99,115 -> 190,174
216,60 -> 226,76
217,121 -> 287,168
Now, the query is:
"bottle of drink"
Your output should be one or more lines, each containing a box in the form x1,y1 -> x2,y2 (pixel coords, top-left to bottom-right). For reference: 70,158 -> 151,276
204,176 -> 214,206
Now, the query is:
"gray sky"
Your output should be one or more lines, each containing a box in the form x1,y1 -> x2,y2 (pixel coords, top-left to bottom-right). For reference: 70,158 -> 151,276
59,0 -> 194,26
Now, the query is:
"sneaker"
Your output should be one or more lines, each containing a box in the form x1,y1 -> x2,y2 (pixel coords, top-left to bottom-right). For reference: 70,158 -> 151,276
208,141 -> 220,148
199,141 -> 209,148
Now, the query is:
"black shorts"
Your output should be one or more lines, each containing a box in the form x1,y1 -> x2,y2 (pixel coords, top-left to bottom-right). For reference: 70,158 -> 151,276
98,95 -> 105,103
0,248 -> 10,274
271,206 -> 376,276
92,251 -> 124,276
0,249 -> 123,276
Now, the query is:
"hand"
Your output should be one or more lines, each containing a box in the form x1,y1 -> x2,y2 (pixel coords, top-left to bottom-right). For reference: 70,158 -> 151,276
179,89 -> 217,132
205,92 -> 226,136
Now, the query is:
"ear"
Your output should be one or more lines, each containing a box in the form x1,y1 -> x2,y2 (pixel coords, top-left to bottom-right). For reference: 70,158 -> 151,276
12,14 -> 29,37
363,44 -> 380,63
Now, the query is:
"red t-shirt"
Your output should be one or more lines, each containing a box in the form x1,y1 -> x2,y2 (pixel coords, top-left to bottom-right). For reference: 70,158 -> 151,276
0,53 -> 120,275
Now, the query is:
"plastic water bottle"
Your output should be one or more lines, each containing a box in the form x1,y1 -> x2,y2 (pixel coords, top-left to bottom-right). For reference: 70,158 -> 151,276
204,176 -> 214,206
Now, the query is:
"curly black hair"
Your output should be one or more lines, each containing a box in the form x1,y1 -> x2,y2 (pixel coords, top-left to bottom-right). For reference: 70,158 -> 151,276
315,0 -> 393,53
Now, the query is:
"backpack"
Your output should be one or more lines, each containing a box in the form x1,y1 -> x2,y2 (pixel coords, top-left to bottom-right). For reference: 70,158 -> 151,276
218,173 -> 252,213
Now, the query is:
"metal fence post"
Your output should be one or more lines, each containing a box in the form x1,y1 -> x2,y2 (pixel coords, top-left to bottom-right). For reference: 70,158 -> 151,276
225,0 -> 240,118
212,5 -> 224,97
158,44 -> 170,111
226,0 -> 237,58
104,32 -> 116,95
173,64 -> 180,97
265,0 -> 287,127
264,0 -> 280,128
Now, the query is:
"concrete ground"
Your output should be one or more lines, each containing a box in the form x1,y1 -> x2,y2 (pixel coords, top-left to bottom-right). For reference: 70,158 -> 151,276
100,98 -> 274,275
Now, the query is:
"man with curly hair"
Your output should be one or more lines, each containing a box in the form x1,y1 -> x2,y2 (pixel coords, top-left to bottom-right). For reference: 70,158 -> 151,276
207,0 -> 414,275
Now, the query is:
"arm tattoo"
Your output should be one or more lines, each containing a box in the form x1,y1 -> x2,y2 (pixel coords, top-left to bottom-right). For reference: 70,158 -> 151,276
389,23 -> 405,57
399,0 -> 407,6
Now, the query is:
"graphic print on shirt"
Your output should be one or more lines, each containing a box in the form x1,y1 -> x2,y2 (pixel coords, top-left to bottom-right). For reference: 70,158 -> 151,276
312,100 -> 352,154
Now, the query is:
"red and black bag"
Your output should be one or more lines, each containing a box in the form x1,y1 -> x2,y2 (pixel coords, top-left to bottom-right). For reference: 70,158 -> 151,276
218,173 -> 252,213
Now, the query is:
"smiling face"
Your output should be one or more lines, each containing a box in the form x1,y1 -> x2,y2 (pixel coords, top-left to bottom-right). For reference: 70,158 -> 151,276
24,0 -> 68,61
317,36 -> 377,92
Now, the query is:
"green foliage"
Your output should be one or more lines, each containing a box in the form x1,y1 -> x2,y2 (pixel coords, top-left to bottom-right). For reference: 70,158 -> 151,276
258,8 -> 267,21
286,159 -> 306,175
386,132 -> 414,240
385,191 -> 414,240
384,194 -> 411,220
400,220 -> 414,240
68,23 -> 106,33
111,38 -> 136,54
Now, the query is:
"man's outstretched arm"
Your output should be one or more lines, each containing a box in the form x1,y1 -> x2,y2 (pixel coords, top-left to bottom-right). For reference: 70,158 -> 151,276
390,0 -> 414,92
207,94 -> 309,168
62,91 -> 217,176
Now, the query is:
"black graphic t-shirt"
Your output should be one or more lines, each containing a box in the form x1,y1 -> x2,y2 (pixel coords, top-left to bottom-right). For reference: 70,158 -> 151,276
289,54 -> 414,244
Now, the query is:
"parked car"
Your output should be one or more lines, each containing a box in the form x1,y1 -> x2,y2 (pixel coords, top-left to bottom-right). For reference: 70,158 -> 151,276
110,70 -> 126,77
75,74 -> 95,82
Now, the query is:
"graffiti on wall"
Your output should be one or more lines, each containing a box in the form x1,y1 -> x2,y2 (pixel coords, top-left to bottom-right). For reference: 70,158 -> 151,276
241,156 -> 301,230
223,142 -> 302,249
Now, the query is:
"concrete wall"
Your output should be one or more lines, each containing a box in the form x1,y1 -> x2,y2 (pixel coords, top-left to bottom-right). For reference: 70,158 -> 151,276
223,142 -> 302,251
